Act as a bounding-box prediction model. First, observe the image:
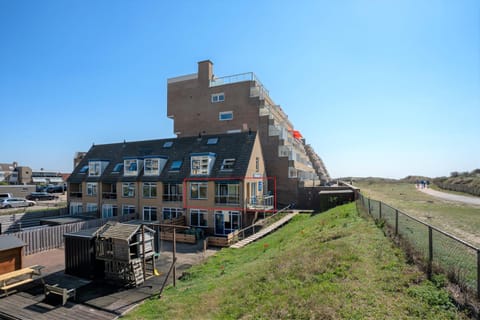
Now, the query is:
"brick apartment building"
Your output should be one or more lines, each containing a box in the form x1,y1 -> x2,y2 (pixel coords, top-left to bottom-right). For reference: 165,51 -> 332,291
167,60 -> 330,206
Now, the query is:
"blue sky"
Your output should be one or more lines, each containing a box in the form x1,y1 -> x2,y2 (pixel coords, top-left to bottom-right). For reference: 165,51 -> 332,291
1,1 -> 479,179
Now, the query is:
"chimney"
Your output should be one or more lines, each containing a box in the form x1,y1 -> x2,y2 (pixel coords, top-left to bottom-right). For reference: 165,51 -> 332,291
198,60 -> 213,85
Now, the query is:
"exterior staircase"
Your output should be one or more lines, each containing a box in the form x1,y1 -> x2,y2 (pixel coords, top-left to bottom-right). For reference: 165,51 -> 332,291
230,211 -> 298,249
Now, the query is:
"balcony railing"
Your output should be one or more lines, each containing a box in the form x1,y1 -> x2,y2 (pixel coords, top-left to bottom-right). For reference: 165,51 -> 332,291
102,192 -> 117,199
210,72 -> 270,97
246,195 -> 274,210
215,195 -> 240,206
69,192 -> 83,198
162,194 -> 183,202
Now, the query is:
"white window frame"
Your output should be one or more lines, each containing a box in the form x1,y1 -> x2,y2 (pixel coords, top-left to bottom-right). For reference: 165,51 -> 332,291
143,206 -> 157,221
190,182 -> 208,200
122,205 -> 135,216
102,204 -> 118,218
221,158 -> 236,171
122,182 -> 136,197
219,111 -> 233,121
86,182 -> 97,196
142,182 -> 157,198
190,209 -> 208,227
191,154 -> 215,176
124,159 -> 142,176
162,207 -> 183,221
69,202 -> 83,215
211,92 -> 225,103
215,210 -> 241,235
86,203 -> 98,214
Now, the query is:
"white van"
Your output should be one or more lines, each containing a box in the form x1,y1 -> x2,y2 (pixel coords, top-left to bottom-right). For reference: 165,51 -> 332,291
0,193 -> 13,199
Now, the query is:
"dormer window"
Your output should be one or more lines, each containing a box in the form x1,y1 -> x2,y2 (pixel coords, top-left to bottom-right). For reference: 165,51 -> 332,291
124,158 -> 143,176
221,158 -> 236,171
191,153 -> 216,176
79,165 -> 89,174
211,93 -> 225,103
144,156 -> 168,176
170,160 -> 182,171
207,137 -> 218,145
88,160 -> 109,177
112,163 -> 123,173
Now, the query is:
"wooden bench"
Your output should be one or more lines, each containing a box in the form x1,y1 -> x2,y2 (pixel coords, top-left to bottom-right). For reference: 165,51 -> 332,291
44,284 -> 76,306
0,265 -> 44,296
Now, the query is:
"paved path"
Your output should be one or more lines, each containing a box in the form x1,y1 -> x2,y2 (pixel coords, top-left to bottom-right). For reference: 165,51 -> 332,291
418,188 -> 480,206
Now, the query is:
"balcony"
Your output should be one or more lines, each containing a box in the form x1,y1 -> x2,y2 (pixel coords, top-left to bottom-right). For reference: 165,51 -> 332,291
102,192 -> 117,200
246,195 -> 274,210
69,192 -> 83,199
215,195 -> 240,206
162,194 -> 183,202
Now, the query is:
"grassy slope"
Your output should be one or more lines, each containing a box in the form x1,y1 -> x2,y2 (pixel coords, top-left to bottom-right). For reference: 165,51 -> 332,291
124,203 -> 467,320
354,180 -> 480,247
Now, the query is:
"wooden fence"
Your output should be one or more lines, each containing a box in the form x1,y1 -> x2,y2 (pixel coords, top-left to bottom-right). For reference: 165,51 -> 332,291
2,213 -> 136,256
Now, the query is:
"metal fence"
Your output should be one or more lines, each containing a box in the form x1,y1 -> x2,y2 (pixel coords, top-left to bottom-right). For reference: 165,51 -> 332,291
356,193 -> 479,300
1,213 -> 136,255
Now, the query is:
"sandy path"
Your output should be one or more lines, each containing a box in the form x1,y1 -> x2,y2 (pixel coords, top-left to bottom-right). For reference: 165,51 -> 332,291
418,188 -> 480,206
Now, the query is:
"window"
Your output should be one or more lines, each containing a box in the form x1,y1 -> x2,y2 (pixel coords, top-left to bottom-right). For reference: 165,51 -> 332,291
124,159 -> 142,176
221,158 -> 236,171
122,182 -> 136,197
86,203 -> 98,214
190,182 -> 208,199
191,153 -> 215,175
256,157 -> 259,172
215,183 -> 240,205
89,162 -> 101,176
102,204 -> 118,218
190,209 -> 208,227
211,93 -> 225,103
170,160 -> 182,171
163,141 -> 173,148
69,202 -> 83,215
122,205 -> 136,216
162,207 -> 183,220
143,182 -> 157,198
143,206 -> 157,221
86,183 -> 97,196
144,158 -> 160,175
163,183 -> 183,202
112,163 -> 123,173
219,111 -> 233,121
215,211 -> 241,235
207,137 -> 218,145
79,165 -> 89,174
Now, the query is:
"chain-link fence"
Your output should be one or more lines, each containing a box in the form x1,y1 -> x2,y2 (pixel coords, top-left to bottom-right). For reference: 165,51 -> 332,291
357,193 -> 479,300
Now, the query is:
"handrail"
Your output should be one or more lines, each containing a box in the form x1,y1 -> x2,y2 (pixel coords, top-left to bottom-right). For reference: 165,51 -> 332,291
234,204 -> 292,243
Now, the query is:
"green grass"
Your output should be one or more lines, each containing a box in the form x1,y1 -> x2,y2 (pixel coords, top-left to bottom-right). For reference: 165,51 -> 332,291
354,180 -> 480,247
123,203 -> 468,320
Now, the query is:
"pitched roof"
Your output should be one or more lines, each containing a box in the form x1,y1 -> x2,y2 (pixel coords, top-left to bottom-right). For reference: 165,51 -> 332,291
95,221 -> 155,241
68,131 -> 258,183
0,235 -> 25,251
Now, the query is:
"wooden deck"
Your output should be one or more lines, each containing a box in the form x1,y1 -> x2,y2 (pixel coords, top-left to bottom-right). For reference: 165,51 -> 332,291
230,211 -> 298,248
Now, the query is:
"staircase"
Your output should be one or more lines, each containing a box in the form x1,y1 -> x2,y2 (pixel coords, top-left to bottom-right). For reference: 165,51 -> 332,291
230,211 -> 298,249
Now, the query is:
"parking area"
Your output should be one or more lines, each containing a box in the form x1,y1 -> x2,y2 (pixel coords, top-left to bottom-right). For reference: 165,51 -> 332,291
0,193 -> 67,214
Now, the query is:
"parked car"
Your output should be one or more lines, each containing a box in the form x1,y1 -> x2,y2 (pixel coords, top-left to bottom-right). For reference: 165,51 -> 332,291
26,192 -> 58,201
0,198 -> 36,209
46,185 -> 65,193
0,193 -> 13,199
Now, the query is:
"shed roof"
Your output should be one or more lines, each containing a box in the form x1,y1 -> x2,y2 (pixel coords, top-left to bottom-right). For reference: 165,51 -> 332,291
0,235 -> 25,251
96,221 -> 154,241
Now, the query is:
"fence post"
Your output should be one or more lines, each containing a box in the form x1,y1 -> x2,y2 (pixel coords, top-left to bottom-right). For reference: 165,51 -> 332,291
395,209 -> 399,236
379,202 -> 382,220
368,198 -> 371,215
477,249 -> 480,300
428,226 -> 433,279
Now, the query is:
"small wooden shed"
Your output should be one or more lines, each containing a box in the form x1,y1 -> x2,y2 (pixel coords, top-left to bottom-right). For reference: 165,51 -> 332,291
64,227 -> 105,279
0,235 -> 25,275
94,222 -> 155,287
